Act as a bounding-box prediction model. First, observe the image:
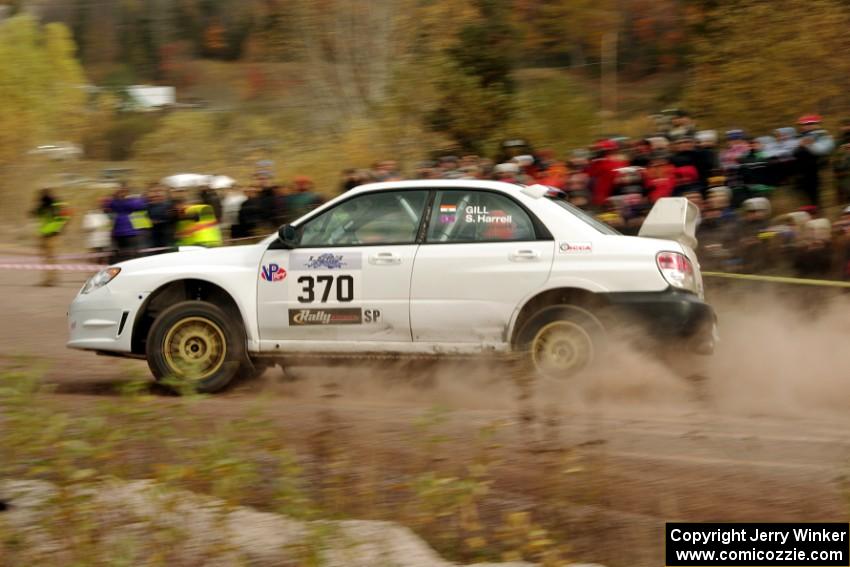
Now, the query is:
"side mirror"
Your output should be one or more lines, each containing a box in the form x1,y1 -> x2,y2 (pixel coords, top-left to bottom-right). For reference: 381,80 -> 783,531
277,224 -> 299,249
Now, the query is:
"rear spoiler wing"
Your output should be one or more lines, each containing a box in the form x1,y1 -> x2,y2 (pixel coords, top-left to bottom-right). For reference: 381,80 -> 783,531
638,197 -> 699,250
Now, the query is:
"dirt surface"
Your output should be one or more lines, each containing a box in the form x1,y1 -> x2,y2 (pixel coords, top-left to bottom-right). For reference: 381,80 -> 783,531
2,266 -> 849,566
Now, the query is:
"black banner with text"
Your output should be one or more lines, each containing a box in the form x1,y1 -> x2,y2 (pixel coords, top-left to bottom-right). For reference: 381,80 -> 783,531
666,523 -> 849,566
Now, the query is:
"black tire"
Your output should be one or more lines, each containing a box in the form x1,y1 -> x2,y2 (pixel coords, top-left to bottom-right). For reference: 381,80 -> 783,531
514,305 -> 606,379
146,300 -> 246,394
238,357 -> 275,381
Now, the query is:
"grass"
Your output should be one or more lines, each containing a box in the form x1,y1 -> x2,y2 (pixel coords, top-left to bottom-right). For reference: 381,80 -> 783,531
0,366 -> 586,566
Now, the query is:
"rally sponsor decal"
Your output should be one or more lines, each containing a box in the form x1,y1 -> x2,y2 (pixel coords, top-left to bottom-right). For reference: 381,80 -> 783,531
288,308 -> 362,326
363,309 -> 381,323
288,251 -> 362,303
559,241 -> 593,254
260,263 -> 287,281
290,251 -> 362,270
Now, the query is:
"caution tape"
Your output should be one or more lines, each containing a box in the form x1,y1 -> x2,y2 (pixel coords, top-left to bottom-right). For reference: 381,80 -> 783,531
703,271 -> 850,288
0,263 -> 107,272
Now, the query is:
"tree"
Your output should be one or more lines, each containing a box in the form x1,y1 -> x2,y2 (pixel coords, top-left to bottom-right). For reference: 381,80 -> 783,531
276,0 -> 486,133
0,15 -> 88,167
619,0 -> 688,76
684,0 -> 850,131
243,0 -> 298,61
426,0 -> 517,151
426,59 -> 514,153
449,0 -> 516,92
287,0 -> 415,123
511,0 -> 620,68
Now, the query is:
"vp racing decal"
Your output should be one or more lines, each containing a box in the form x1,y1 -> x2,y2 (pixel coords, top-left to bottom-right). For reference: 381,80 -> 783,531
260,263 -> 287,281
289,308 -> 362,326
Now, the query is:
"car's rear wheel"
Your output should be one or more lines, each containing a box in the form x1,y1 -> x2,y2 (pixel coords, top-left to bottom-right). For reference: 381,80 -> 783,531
515,305 -> 606,379
146,301 -> 245,393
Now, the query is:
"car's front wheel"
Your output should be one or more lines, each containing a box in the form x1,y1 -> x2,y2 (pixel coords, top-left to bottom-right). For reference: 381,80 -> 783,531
146,300 -> 245,393
515,305 -> 606,379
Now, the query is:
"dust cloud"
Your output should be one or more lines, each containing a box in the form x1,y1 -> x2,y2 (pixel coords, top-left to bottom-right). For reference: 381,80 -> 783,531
248,287 -> 850,420
704,288 -> 850,416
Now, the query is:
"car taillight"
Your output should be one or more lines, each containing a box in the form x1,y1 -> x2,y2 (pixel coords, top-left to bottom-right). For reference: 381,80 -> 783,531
656,251 -> 696,292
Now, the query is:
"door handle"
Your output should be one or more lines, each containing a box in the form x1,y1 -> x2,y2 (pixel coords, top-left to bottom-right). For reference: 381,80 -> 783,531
369,252 -> 402,265
509,249 -> 540,261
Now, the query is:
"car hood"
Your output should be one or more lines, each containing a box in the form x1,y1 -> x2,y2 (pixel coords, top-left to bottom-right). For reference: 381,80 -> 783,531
112,243 -> 266,272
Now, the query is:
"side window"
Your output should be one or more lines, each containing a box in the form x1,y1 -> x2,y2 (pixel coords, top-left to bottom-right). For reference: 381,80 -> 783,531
299,190 -> 428,247
426,190 -> 536,243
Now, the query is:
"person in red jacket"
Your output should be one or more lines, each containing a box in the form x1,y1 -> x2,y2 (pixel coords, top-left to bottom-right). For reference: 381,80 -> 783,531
645,155 -> 676,203
673,164 -> 701,196
587,139 -> 628,207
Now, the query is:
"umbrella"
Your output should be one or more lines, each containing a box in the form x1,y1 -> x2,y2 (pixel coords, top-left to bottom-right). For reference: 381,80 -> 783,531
209,175 -> 235,189
161,173 -> 212,188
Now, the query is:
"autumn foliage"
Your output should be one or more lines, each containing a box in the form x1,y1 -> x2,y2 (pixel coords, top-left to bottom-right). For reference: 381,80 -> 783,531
3,0 -> 850,176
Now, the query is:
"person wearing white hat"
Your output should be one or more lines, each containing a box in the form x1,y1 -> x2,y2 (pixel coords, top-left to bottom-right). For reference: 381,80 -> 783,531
793,214 -> 833,278
510,154 -> 536,184
221,184 -> 247,239
693,130 -> 720,189
696,130 -> 717,146
698,186 -> 740,271
738,197 -> 772,272
494,162 -> 520,184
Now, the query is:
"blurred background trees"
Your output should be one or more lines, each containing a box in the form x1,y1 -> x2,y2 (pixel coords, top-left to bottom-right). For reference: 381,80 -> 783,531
0,14 -> 87,165
684,0 -> 850,132
2,0 -> 850,197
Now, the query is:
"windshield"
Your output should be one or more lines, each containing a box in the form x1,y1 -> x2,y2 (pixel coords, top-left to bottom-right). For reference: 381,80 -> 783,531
548,198 -> 621,235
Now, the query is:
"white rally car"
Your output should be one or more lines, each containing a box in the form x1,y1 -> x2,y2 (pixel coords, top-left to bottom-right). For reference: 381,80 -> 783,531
68,180 -> 716,392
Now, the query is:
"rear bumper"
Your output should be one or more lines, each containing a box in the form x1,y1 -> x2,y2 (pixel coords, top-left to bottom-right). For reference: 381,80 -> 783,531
604,289 -> 717,353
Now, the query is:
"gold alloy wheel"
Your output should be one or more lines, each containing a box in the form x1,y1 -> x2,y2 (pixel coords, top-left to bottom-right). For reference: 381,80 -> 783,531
530,320 -> 594,376
162,316 -> 227,381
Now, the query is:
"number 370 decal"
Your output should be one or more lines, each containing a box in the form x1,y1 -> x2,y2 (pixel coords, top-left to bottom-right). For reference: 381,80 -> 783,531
297,275 -> 355,303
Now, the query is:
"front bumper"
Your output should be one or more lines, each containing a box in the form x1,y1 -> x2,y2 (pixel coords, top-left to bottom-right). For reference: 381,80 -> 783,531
67,285 -> 149,353
604,288 -> 717,354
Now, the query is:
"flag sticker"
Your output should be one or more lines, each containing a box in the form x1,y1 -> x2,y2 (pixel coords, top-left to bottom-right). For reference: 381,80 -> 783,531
440,204 -> 457,214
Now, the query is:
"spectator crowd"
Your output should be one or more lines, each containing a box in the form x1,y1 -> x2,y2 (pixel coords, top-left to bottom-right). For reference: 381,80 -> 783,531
60,173 -> 323,262
33,110 -> 850,285
335,111 -> 850,281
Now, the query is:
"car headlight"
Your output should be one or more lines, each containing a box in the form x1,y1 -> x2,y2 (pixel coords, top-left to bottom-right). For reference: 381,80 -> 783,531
81,267 -> 121,294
